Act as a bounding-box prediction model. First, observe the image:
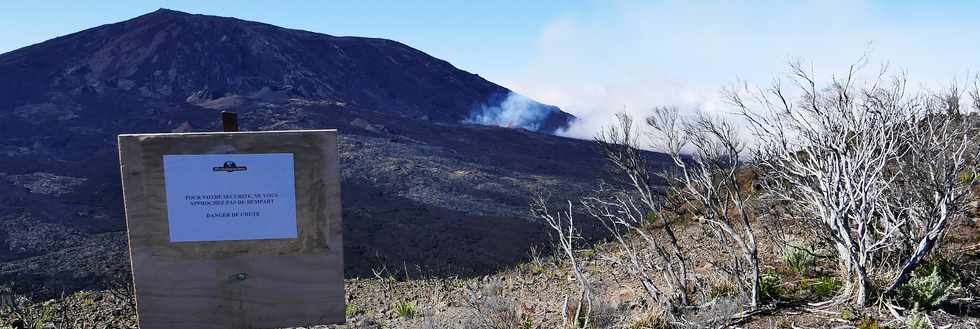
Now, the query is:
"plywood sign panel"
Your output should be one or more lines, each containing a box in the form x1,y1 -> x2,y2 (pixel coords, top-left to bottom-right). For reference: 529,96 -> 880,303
118,130 -> 344,329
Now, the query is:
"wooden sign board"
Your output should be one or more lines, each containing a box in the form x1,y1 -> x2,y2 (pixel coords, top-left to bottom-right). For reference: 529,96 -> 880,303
117,130 -> 344,329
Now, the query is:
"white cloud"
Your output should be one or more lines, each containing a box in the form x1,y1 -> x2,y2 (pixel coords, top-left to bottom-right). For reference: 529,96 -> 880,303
503,1 -> 980,140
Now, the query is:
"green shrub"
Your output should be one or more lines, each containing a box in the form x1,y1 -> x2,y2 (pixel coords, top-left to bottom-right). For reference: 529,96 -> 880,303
393,300 -> 418,318
782,243 -> 817,274
520,314 -> 534,329
906,310 -> 934,329
856,315 -> 878,329
759,270 -> 782,303
958,170 -> 977,184
345,303 -> 362,318
927,257 -> 957,279
898,265 -> 957,309
644,211 -> 659,226
810,276 -> 841,299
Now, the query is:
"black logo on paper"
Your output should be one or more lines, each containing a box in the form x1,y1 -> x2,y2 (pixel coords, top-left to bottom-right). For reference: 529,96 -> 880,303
213,161 -> 247,172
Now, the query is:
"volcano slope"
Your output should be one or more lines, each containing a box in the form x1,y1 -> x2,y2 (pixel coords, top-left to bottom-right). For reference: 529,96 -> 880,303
0,9 -> 638,292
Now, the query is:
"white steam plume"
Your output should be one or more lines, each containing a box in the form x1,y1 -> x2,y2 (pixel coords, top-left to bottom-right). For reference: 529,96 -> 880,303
466,92 -> 553,131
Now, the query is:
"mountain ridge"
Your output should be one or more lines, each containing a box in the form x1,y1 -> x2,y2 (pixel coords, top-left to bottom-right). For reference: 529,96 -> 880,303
0,8 -> 574,132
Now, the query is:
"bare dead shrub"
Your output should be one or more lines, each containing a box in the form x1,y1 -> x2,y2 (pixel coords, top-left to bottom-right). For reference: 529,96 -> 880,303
645,108 -> 762,308
582,114 -> 691,310
731,58 -> 980,306
530,199 -> 596,328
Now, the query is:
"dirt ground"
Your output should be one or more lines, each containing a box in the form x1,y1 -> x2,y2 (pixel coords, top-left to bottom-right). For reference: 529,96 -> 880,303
325,216 -> 980,329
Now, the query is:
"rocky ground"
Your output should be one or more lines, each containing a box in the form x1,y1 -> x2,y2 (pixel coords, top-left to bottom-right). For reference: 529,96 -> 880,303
3,210 -> 978,328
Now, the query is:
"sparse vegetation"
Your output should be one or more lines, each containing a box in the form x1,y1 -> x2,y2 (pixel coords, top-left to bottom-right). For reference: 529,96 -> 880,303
394,300 -> 419,318
528,59 -> 979,327
346,303 -> 363,318
896,265 -> 957,309
810,276 -> 842,299
705,279 -> 738,300
906,310 -> 934,329
857,315 -> 879,329
0,289 -> 136,329
782,243 -> 817,275
2,297 -> 56,329
462,280 -> 536,329
625,310 -> 670,329
759,270 -> 782,303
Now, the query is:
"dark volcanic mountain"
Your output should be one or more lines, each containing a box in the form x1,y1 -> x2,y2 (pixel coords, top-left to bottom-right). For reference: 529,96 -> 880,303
0,9 -> 574,132
0,9 -> 643,292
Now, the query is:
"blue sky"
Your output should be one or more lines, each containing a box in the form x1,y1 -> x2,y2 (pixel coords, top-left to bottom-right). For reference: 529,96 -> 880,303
2,1 -> 979,137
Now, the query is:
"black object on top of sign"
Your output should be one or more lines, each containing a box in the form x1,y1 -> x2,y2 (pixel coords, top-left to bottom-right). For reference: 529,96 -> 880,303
213,161 -> 248,172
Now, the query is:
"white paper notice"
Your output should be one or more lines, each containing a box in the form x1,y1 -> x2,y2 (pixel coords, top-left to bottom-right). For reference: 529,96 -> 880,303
163,153 -> 298,242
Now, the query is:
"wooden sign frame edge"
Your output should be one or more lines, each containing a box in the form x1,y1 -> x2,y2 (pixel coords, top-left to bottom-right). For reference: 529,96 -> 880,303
117,129 -> 345,329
